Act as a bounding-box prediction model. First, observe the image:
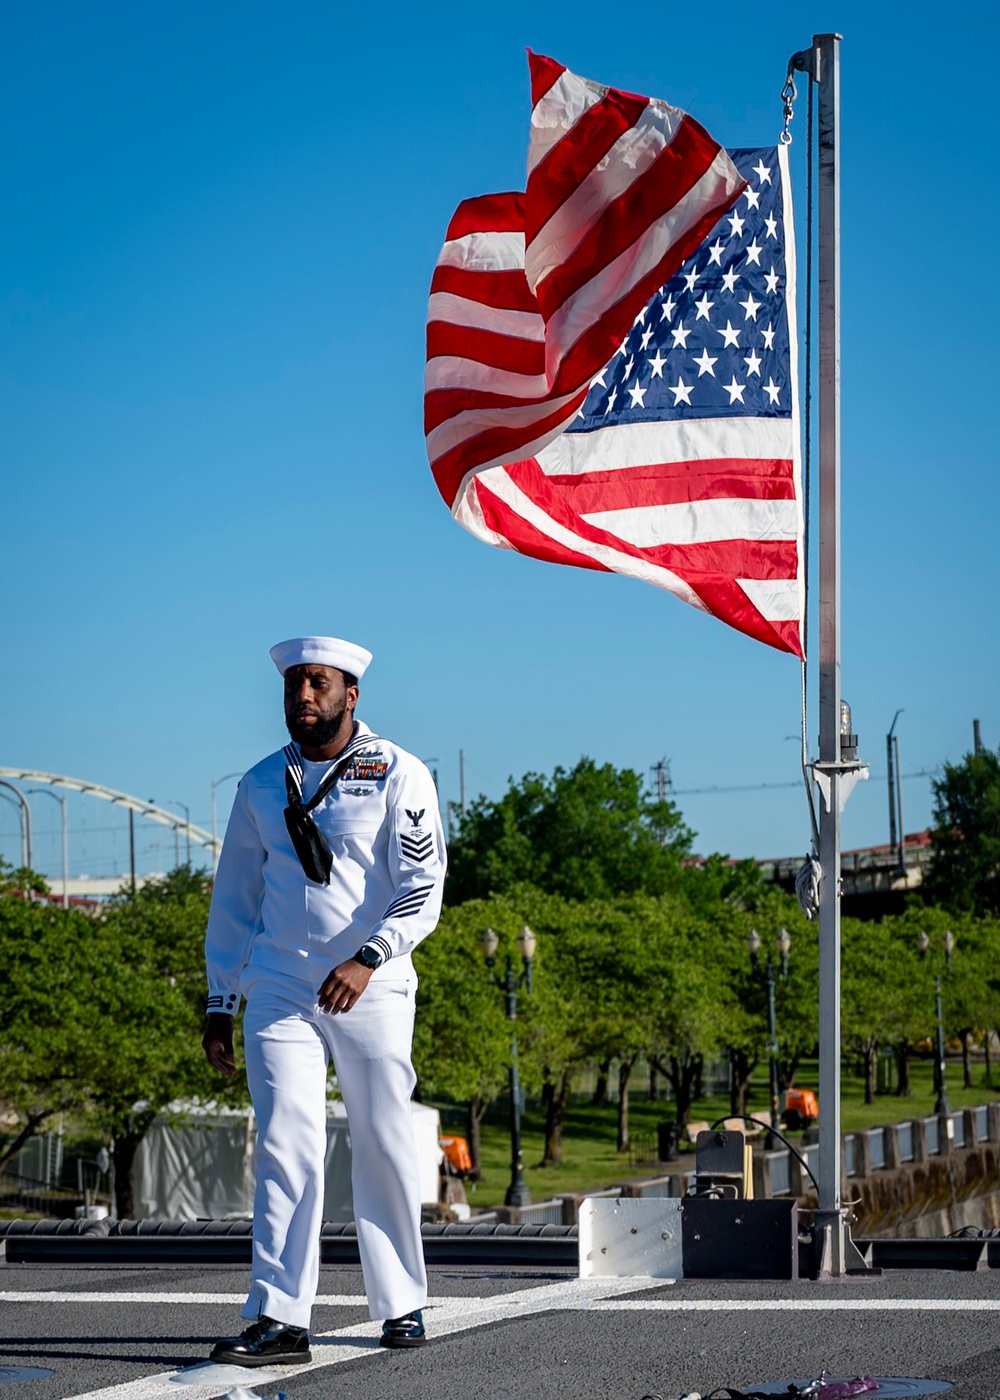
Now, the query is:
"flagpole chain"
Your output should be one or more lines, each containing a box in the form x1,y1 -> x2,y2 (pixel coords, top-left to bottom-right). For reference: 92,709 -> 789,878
780,47 -> 818,145
779,67 -> 797,144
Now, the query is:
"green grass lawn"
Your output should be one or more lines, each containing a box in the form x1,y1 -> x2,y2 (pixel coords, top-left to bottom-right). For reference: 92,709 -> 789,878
452,1056 -> 1000,1208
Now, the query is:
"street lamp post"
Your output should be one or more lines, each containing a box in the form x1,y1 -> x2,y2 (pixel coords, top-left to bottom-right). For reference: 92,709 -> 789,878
918,929 -> 955,1115
167,801 -> 191,866
0,779 -> 32,873
481,925 -> 537,1208
748,927 -> 791,1149
0,789 -> 27,870
210,773 -> 243,874
26,789 -> 69,908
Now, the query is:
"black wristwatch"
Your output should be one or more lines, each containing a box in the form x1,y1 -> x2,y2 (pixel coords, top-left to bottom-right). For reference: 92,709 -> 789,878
354,944 -> 384,970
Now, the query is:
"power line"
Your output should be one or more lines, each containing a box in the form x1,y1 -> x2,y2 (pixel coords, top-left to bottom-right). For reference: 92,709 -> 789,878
672,767 -> 940,797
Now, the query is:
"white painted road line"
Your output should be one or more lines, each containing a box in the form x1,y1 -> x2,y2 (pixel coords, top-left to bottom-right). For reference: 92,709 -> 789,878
5,1286 -> 1000,1316
587,1298 -> 1000,1311
12,1280 -> 1000,1400
0,1293 -> 367,1307
57,1280 -> 656,1400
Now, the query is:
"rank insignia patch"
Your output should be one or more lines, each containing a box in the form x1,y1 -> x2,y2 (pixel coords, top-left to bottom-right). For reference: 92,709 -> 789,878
400,830 -> 434,863
399,802 -> 433,862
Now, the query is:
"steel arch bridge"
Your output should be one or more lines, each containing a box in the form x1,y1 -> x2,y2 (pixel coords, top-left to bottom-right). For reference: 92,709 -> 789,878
0,767 -> 218,857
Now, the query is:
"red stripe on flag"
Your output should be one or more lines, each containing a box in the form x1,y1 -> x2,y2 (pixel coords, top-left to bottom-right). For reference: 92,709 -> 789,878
474,477 -> 611,574
527,50 -> 566,107
424,384 -> 564,437
426,322 -> 545,375
642,538 -> 799,579
687,577 -> 803,657
444,192 -> 525,240
543,458 -> 796,512
429,265 -> 538,314
525,90 -> 649,244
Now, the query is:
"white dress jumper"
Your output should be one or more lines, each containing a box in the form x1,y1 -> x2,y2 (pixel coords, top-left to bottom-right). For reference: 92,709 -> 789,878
205,722 -> 446,1327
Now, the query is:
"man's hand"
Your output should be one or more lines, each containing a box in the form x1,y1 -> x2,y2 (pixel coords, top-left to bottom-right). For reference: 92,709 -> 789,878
318,958 -> 373,1014
203,1012 -> 236,1077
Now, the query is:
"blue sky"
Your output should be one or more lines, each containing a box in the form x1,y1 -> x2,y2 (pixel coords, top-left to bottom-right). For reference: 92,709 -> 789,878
2,1 -> 997,881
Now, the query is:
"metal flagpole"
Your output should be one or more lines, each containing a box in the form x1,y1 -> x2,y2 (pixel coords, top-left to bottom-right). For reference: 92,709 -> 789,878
815,29 -> 845,1272
805,30 -> 869,1276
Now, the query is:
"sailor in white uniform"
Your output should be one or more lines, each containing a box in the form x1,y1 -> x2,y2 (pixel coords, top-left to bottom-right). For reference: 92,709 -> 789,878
203,635 -> 446,1366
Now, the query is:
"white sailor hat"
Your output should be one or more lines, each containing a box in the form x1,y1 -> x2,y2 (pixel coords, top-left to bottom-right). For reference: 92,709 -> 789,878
269,636 -> 373,680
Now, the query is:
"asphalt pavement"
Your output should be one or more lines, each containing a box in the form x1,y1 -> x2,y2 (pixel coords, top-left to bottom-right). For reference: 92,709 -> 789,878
2,1260 -> 999,1400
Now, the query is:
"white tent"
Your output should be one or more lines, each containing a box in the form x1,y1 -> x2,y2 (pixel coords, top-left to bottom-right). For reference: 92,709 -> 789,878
132,1099 -> 442,1222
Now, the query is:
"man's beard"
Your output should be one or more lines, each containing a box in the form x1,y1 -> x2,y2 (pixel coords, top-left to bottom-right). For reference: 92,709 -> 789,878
285,699 -> 349,749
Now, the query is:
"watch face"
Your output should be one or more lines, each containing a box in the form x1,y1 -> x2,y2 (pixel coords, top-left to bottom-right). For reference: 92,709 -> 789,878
358,946 -> 381,969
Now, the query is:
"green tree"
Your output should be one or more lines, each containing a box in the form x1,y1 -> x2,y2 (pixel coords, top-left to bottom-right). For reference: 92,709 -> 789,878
573,908 -> 658,1152
0,897 -> 106,1170
841,918 -> 909,1104
0,868 -> 247,1216
96,869 -> 247,1215
872,912 -> 935,1097
411,901 -> 513,1175
844,908 -> 1000,1100
0,857 -> 50,896
705,899 -> 818,1120
445,759 -> 694,905
498,890 -> 593,1169
924,747 -> 1000,915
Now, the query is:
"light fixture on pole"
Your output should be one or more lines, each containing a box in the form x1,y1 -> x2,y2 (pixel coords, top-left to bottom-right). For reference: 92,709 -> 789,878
747,927 -> 791,1149
166,801 -> 191,866
0,788 -> 28,870
918,929 -> 955,1115
26,788 -> 69,909
0,780 -> 31,868
0,780 -> 33,889
481,924 -> 537,1208
210,773 -> 243,874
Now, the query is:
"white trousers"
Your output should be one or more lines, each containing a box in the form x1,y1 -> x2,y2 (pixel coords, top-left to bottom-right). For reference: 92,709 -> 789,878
241,975 -> 427,1328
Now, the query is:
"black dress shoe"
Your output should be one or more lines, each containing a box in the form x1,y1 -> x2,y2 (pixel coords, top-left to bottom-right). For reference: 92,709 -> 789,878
210,1316 -> 312,1367
379,1309 -> 427,1348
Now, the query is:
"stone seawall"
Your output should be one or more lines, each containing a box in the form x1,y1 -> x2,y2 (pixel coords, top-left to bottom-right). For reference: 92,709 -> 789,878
850,1140 -> 1000,1237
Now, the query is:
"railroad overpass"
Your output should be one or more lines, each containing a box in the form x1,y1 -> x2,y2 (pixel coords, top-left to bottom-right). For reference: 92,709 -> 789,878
760,830 -> 933,919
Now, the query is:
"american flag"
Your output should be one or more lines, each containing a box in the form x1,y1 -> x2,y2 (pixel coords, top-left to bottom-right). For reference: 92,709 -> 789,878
426,53 -> 745,511
426,63 -> 803,656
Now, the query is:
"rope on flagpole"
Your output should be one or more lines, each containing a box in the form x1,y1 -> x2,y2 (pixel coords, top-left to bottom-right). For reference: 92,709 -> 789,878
783,50 -> 824,917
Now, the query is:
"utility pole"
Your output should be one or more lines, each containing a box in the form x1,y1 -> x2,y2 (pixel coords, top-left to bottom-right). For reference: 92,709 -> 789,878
973,719 -> 982,756
886,711 -> 901,856
887,710 -> 905,876
128,809 -> 136,895
650,757 -> 672,803
459,749 -> 466,820
893,730 -> 904,877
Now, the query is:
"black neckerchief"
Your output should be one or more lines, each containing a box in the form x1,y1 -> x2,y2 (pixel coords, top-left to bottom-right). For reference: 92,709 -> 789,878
282,727 -> 381,884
